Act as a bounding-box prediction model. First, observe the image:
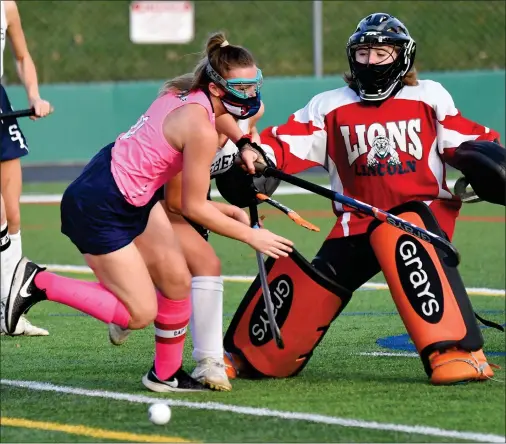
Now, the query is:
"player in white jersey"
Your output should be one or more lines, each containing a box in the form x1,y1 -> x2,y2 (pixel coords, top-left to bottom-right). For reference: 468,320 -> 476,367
0,0 -> 52,336
108,106 -> 266,391
171,113 -> 265,392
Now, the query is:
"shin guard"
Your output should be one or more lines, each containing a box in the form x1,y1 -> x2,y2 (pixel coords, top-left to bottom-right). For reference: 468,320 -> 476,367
368,201 -> 485,379
224,248 -> 352,378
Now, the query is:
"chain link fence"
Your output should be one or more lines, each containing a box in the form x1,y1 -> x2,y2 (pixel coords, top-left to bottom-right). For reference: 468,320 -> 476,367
2,0 -> 504,84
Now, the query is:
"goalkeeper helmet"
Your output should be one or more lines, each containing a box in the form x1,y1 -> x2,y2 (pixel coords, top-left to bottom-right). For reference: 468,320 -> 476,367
346,13 -> 416,102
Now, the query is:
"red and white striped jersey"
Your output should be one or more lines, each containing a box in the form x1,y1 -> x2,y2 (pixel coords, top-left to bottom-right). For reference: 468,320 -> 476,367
260,80 -> 501,239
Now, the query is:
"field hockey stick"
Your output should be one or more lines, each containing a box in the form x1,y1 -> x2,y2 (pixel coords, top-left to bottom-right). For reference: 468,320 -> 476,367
0,108 -> 36,119
256,193 -> 320,232
249,202 -> 285,349
453,177 -> 482,203
253,163 -> 461,267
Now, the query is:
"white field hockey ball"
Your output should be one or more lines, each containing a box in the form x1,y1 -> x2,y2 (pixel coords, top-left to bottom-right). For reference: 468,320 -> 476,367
148,403 -> 171,425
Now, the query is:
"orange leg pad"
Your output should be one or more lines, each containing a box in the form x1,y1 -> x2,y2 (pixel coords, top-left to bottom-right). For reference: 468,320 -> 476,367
368,201 -> 485,379
224,248 -> 352,378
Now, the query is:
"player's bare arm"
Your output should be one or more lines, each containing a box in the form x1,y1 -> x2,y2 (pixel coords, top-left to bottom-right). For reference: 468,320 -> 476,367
215,113 -> 244,145
4,0 -> 52,119
164,170 -> 249,225
176,108 -> 292,259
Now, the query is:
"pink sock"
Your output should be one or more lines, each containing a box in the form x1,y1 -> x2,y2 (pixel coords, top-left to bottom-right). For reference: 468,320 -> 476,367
35,271 -> 131,328
154,293 -> 191,380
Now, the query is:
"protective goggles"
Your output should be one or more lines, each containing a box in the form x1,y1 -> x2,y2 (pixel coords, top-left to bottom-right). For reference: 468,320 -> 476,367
206,63 -> 263,99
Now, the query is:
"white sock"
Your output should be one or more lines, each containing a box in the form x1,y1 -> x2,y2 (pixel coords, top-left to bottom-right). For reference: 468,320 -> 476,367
9,230 -> 22,263
1,223 -> 15,303
190,276 -> 224,362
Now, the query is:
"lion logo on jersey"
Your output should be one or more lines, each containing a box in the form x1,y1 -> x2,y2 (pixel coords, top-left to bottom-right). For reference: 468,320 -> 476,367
366,135 -> 401,167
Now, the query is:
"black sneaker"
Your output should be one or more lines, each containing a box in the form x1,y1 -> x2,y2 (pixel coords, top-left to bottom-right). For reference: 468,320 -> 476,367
5,257 -> 47,335
142,365 -> 209,392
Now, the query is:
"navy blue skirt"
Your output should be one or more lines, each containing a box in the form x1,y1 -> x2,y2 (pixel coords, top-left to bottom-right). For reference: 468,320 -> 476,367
0,85 -> 29,162
60,143 -> 164,255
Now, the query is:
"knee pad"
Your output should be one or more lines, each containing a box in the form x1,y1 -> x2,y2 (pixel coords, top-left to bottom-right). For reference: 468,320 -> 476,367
224,247 -> 352,378
367,201 -> 483,377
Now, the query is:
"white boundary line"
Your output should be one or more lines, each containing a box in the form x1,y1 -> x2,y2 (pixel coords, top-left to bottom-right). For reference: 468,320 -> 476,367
20,186 -> 327,204
359,352 -> 419,358
20,180 -> 458,203
1,379 -> 503,443
39,264 -> 506,297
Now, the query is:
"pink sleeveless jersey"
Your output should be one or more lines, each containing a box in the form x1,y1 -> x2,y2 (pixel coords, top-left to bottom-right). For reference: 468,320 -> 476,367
111,90 -> 215,207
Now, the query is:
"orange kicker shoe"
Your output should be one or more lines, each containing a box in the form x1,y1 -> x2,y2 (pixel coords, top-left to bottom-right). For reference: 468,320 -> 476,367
224,351 -> 258,379
429,348 -> 499,385
223,352 -> 240,379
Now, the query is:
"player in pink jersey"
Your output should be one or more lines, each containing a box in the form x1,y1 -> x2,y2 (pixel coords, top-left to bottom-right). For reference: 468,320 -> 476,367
107,39 -> 276,392
227,13 -> 504,385
4,32 -> 293,393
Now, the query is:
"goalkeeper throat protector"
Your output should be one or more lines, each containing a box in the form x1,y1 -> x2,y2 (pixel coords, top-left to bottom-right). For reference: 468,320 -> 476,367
206,63 -> 262,120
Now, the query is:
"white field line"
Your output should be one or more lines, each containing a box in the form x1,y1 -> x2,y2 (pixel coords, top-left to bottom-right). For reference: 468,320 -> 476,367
1,379 -> 504,443
19,185 -> 326,204
359,352 -> 419,358
39,264 -> 506,297
20,180 -> 458,203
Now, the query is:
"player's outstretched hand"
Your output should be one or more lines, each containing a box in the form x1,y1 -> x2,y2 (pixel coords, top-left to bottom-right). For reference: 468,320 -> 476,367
246,228 -> 293,259
30,97 -> 54,120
